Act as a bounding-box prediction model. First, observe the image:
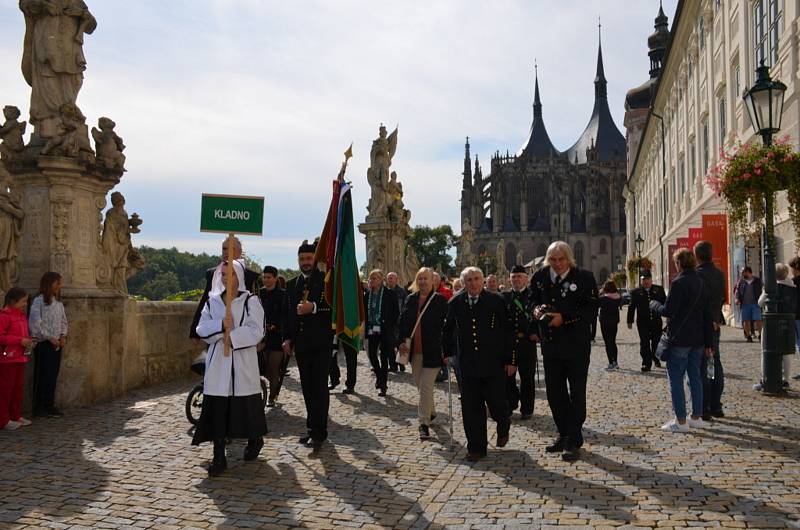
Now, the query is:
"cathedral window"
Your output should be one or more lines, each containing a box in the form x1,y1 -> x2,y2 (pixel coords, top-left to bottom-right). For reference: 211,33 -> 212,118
574,241 -> 585,268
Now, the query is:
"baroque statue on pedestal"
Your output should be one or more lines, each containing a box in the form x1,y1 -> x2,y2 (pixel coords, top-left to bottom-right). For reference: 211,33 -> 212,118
101,191 -> 143,294
92,117 -> 125,171
367,125 -> 397,220
0,164 -> 24,292
0,106 -> 27,162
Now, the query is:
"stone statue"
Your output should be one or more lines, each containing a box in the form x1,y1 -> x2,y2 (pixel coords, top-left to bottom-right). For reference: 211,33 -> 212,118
496,239 -> 507,276
366,124 -> 397,219
402,245 -> 420,286
387,171 -> 410,223
92,117 -> 125,170
101,191 -> 143,294
41,103 -> 94,161
0,106 -> 27,162
457,219 -> 475,269
0,165 -> 24,292
516,249 -> 524,266
20,0 -> 97,141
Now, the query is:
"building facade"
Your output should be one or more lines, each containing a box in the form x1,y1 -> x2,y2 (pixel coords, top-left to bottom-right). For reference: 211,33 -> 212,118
459,36 -> 628,283
624,0 -> 800,295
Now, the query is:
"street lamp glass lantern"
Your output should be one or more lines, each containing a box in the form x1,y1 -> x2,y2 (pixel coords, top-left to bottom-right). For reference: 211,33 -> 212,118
634,233 -> 644,255
743,62 -> 787,138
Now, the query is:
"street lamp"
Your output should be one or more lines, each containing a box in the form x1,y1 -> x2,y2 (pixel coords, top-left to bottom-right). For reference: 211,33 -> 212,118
743,60 -> 788,394
635,233 -> 645,258
634,233 -> 645,287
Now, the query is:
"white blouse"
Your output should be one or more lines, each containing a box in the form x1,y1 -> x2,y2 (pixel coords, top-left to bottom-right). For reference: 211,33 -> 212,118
29,295 -> 68,342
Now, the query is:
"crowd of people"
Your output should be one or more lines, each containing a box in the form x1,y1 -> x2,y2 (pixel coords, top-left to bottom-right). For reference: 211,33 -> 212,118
0,272 -> 69,432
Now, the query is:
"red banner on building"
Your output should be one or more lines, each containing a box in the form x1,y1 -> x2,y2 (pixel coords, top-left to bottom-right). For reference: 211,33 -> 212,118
702,214 -> 730,304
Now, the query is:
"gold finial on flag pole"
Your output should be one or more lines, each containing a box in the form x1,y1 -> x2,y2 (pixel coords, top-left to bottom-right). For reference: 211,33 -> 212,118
338,143 -> 353,181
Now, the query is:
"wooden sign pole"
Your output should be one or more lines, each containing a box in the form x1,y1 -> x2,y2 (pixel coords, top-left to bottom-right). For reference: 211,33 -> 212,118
224,232 -> 235,357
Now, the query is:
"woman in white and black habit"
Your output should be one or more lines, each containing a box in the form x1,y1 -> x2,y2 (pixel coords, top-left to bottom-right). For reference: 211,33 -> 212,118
192,261 -> 267,476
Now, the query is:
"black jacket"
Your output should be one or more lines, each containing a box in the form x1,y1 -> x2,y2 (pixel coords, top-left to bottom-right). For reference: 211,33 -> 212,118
258,286 -> 285,351
696,262 -> 726,325
282,270 -> 333,353
735,275 -> 763,304
399,291 -> 448,368
774,282 -> 798,315
653,268 -> 713,348
364,286 -> 399,349
189,264 -> 261,339
502,288 -> 537,362
627,284 -> 666,328
598,294 -> 622,324
529,266 -> 599,358
794,276 -> 800,319
442,289 -> 512,378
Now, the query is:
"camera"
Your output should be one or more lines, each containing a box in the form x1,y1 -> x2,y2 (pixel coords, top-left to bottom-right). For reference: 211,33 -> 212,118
536,304 -> 556,327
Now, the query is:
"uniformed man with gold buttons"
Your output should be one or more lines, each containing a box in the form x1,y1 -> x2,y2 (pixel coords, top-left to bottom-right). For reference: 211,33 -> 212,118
626,270 -> 667,372
530,241 -> 598,463
503,265 -> 537,420
443,266 -> 515,462
282,240 -> 334,449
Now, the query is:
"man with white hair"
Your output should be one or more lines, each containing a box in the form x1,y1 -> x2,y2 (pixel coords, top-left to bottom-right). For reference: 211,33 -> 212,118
443,266 -> 515,462
530,241 -> 598,463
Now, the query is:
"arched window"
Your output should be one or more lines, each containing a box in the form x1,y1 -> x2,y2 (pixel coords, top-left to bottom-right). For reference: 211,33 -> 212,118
506,242 -> 517,269
574,241 -> 585,268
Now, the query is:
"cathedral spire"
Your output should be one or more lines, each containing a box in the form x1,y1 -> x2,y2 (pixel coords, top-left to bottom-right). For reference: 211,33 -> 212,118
462,136 -> 472,188
533,61 -> 543,118
594,20 -> 608,100
517,62 -> 559,160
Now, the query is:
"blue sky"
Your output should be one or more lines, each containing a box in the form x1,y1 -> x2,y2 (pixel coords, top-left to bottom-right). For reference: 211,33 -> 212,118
0,0 -> 677,268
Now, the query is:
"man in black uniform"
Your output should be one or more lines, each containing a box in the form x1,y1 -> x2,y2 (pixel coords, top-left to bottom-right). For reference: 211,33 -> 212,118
282,240 -> 334,449
530,241 -> 598,463
189,237 -> 261,339
626,270 -> 667,371
443,266 -> 514,462
503,265 -> 537,420
258,266 -> 286,407
364,270 -> 399,397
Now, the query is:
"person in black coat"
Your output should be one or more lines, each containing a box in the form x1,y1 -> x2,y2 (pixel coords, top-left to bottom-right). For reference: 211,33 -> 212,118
530,241 -> 598,463
258,265 -> 286,407
694,241 -> 727,419
503,265 -> 538,420
364,270 -> 399,397
189,237 -> 261,339
598,280 -> 622,369
443,266 -> 514,462
398,267 -> 448,440
627,270 -> 667,371
282,240 -> 334,449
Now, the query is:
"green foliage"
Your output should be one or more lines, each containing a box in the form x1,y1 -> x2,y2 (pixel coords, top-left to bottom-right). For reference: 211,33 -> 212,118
164,289 -> 204,302
127,246 -> 219,301
408,225 -> 455,276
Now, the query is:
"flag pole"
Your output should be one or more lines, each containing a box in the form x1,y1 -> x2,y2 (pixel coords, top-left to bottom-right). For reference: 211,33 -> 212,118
224,232 -> 234,357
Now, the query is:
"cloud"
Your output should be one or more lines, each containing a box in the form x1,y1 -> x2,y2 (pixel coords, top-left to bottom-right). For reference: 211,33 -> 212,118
0,0 -> 678,268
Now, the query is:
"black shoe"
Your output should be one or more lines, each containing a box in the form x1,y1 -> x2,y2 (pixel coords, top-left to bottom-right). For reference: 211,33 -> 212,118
561,445 -> 580,462
573,434 -> 584,449
328,381 -> 340,391
496,433 -> 509,448
399,365 -> 406,372
702,413 -> 713,422
378,389 -> 387,397
430,413 -> 437,423
45,407 -> 64,418
653,359 -> 662,368
419,424 -> 430,440
208,457 -> 227,476
641,365 -> 651,372
388,367 -> 398,373
307,437 -> 326,449
746,335 -> 753,343
545,437 -> 566,453
299,435 -> 312,445
465,452 -> 485,462
519,413 -> 532,420
243,438 -> 264,461
342,387 -> 355,395
710,409 -> 725,418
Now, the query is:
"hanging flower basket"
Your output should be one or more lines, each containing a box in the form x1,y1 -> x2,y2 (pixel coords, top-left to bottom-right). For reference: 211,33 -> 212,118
706,136 -> 800,246
626,256 -> 652,286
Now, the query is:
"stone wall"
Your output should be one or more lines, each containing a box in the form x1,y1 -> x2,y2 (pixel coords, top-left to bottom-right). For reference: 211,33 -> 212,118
24,298 -> 201,411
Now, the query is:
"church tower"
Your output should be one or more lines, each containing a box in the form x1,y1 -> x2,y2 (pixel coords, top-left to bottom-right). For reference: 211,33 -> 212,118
460,137 -> 473,231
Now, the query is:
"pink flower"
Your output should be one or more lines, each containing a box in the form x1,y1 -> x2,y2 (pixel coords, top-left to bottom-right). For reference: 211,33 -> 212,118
755,168 -> 763,176
743,172 -> 752,179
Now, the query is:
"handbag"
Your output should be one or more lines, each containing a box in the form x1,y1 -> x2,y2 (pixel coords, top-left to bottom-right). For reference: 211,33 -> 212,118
654,287 -> 703,362
397,292 -> 437,365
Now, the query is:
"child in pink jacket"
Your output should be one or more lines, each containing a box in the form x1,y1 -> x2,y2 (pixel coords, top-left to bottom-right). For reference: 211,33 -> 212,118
0,287 -> 35,430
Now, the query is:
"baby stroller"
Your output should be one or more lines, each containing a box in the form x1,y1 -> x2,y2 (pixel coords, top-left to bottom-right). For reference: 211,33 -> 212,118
185,349 -> 269,426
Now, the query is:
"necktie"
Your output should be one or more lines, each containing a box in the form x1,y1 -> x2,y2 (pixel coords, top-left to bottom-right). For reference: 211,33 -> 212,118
469,296 -> 477,307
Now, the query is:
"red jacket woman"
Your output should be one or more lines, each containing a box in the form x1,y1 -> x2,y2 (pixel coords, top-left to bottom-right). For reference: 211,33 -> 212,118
0,288 -> 34,430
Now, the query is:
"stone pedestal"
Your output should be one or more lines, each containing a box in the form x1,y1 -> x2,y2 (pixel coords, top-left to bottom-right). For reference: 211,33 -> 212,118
10,156 -> 121,293
359,220 -> 418,286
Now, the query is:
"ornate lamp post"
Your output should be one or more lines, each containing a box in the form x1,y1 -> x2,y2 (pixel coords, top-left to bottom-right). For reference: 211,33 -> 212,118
634,233 -> 645,283
743,61 -> 788,394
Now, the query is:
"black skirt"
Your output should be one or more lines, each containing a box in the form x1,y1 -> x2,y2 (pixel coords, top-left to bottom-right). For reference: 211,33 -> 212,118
191,394 -> 267,445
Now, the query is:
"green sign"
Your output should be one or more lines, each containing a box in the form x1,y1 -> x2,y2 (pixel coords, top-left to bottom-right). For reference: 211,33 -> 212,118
200,194 -> 264,235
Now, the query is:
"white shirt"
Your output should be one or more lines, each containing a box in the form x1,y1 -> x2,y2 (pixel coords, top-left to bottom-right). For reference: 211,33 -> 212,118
29,295 -> 68,341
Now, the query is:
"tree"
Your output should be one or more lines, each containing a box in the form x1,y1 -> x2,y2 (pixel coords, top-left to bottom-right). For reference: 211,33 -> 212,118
408,225 -> 456,276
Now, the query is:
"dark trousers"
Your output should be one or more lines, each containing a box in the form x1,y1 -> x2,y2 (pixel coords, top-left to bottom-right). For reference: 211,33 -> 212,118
460,373 -> 509,455
329,343 -> 358,389
600,320 -> 619,364
295,348 -> 330,441
543,352 -> 590,444
34,341 -> 62,411
367,334 -> 391,391
506,349 -> 536,416
637,323 -> 661,368
701,329 -> 724,414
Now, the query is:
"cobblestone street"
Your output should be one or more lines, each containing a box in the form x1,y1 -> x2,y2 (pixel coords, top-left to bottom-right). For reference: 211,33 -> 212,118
1,325 -> 799,529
